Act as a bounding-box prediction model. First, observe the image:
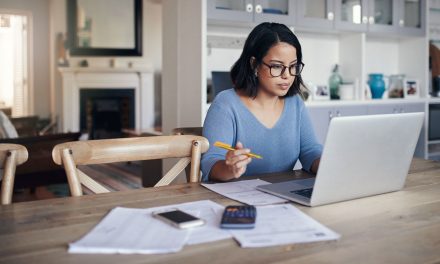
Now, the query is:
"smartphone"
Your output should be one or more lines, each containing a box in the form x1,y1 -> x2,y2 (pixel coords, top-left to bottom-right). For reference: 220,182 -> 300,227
152,209 -> 205,229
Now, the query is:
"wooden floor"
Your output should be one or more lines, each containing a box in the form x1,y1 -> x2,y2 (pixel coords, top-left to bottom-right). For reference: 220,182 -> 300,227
12,162 -> 142,203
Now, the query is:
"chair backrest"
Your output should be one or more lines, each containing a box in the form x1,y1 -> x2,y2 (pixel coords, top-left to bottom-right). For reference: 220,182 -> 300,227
0,144 -> 28,205
171,127 -> 203,181
52,135 -> 209,197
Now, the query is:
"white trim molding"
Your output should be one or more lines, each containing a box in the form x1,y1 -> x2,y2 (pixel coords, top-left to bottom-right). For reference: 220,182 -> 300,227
58,67 -> 154,133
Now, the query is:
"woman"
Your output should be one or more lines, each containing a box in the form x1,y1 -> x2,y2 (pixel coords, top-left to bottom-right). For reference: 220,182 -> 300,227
201,22 -> 322,182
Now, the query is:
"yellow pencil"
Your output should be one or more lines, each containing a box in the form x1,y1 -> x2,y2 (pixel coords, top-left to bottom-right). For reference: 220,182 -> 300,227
214,141 -> 263,159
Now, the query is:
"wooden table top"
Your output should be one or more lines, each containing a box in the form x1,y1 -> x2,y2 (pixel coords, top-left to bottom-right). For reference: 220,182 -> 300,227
1,158 -> 440,264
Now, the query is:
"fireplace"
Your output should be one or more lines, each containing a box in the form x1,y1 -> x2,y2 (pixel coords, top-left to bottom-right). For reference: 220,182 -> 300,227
58,67 -> 155,133
80,89 -> 135,139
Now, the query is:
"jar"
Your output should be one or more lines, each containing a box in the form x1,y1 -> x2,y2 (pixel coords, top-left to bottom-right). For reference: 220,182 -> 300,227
388,74 -> 405,98
368,74 -> 385,99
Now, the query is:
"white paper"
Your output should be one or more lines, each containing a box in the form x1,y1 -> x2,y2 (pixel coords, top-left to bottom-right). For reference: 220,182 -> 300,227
230,204 -> 341,248
69,200 -> 231,254
172,200 -> 232,245
202,179 -> 288,205
69,207 -> 189,254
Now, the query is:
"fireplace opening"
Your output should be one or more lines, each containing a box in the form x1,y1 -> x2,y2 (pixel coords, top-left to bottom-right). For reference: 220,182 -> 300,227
80,89 -> 135,139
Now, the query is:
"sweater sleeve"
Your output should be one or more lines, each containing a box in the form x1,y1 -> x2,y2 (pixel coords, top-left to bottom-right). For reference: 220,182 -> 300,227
201,102 -> 236,181
298,100 -> 323,172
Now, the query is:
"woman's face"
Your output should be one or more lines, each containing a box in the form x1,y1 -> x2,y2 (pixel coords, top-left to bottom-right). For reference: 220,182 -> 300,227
256,42 -> 297,97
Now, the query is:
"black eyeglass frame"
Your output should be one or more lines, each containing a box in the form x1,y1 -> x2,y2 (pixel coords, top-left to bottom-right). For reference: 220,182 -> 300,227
260,61 -> 305,77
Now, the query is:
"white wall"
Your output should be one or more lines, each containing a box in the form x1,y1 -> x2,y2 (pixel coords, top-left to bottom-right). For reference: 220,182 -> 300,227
49,0 -> 162,129
162,0 -> 206,134
0,0 -> 50,118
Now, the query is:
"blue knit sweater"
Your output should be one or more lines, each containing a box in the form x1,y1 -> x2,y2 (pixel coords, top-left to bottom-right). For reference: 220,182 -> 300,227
201,89 -> 322,181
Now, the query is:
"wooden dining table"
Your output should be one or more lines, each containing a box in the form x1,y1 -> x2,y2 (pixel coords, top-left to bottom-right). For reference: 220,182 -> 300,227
1,158 -> 440,264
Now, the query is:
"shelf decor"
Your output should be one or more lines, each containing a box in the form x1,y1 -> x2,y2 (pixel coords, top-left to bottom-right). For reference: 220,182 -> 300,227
312,84 -> 330,101
404,79 -> 420,98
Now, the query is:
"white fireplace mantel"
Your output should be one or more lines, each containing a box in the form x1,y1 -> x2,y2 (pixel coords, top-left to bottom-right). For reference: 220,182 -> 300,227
58,67 -> 155,133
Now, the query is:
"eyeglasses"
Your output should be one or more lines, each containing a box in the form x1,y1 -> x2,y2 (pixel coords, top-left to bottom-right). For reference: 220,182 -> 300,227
261,61 -> 304,77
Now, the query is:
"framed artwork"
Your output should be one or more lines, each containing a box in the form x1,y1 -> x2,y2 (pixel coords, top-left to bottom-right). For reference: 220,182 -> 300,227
312,84 -> 330,100
404,79 -> 419,98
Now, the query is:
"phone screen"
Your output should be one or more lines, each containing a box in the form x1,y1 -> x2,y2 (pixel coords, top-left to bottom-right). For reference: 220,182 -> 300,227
156,210 -> 199,224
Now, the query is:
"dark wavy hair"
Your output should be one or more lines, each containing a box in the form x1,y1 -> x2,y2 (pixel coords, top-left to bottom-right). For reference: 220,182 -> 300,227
230,22 -> 305,98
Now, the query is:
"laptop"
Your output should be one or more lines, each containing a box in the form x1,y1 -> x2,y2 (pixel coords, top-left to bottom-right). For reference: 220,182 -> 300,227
256,112 -> 424,207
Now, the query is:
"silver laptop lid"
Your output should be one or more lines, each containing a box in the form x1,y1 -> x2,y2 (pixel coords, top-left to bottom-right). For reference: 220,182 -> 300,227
310,112 -> 424,206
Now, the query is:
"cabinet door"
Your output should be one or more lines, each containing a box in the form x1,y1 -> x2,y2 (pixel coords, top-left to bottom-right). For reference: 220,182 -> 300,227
366,0 -> 398,34
334,0 -> 368,31
402,102 -> 425,113
367,104 -> 400,114
402,103 -> 426,158
368,102 -> 425,114
397,0 -> 426,36
207,0 -> 254,23
307,106 -> 332,145
296,0 -> 335,29
254,0 -> 296,26
334,105 -> 368,117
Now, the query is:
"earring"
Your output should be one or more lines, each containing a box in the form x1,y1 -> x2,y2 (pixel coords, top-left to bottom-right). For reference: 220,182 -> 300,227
254,70 -> 258,77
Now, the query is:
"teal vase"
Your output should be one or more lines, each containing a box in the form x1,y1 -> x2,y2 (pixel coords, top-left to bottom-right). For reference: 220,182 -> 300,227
329,65 -> 342,99
368,74 -> 385,99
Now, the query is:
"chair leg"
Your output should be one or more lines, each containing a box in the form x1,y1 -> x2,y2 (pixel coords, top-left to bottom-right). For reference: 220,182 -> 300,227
60,148 -> 83,197
1,150 -> 17,205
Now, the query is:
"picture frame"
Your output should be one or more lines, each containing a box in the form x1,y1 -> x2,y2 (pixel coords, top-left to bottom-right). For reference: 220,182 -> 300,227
404,79 -> 419,98
312,84 -> 330,100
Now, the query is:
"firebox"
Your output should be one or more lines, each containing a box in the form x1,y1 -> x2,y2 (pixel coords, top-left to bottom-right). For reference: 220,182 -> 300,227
80,89 -> 135,139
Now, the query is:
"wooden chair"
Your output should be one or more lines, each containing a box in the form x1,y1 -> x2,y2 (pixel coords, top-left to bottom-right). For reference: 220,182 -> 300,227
0,144 -> 28,205
52,135 -> 209,197
171,127 -> 203,181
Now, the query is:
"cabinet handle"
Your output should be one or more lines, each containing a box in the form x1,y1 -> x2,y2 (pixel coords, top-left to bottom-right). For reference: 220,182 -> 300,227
328,111 -> 333,121
327,12 -> 334,21
336,110 -> 341,117
246,3 -> 253,13
362,16 -> 368,24
369,16 -> 374,24
255,4 -> 262,14
399,19 -> 404,27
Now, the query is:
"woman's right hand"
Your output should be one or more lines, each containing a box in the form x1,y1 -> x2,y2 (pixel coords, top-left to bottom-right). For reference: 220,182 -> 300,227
224,141 -> 252,179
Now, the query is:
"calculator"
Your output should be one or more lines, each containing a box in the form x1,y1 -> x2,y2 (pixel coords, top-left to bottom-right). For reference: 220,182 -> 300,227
220,205 -> 257,229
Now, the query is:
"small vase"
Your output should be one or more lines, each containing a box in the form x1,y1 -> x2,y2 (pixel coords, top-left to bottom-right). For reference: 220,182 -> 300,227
368,74 -> 385,99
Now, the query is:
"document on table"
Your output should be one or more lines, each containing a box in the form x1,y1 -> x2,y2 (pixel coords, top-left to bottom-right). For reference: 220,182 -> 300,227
202,179 -> 288,205
178,200 -> 232,245
230,204 -> 341,248
69,200 -> 231,254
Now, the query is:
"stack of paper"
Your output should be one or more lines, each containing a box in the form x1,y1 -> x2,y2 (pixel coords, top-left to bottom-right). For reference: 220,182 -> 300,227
230,204 -> 340,248
202,179 -> 288,205
69,200 -> 232,254
69,198 -> 340,254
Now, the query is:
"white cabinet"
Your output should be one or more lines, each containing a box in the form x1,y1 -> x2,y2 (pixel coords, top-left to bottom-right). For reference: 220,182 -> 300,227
295,0 -> 426,36
307,104 -> 368,144
307,102 -> 426,159
207,0 -> 296,26
296,0 -> 335,30
367,102 -> 425,114
366,102 -> 426,158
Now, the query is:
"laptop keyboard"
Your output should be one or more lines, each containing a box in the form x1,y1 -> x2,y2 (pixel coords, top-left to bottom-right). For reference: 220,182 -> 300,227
290,188 -> 314,198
